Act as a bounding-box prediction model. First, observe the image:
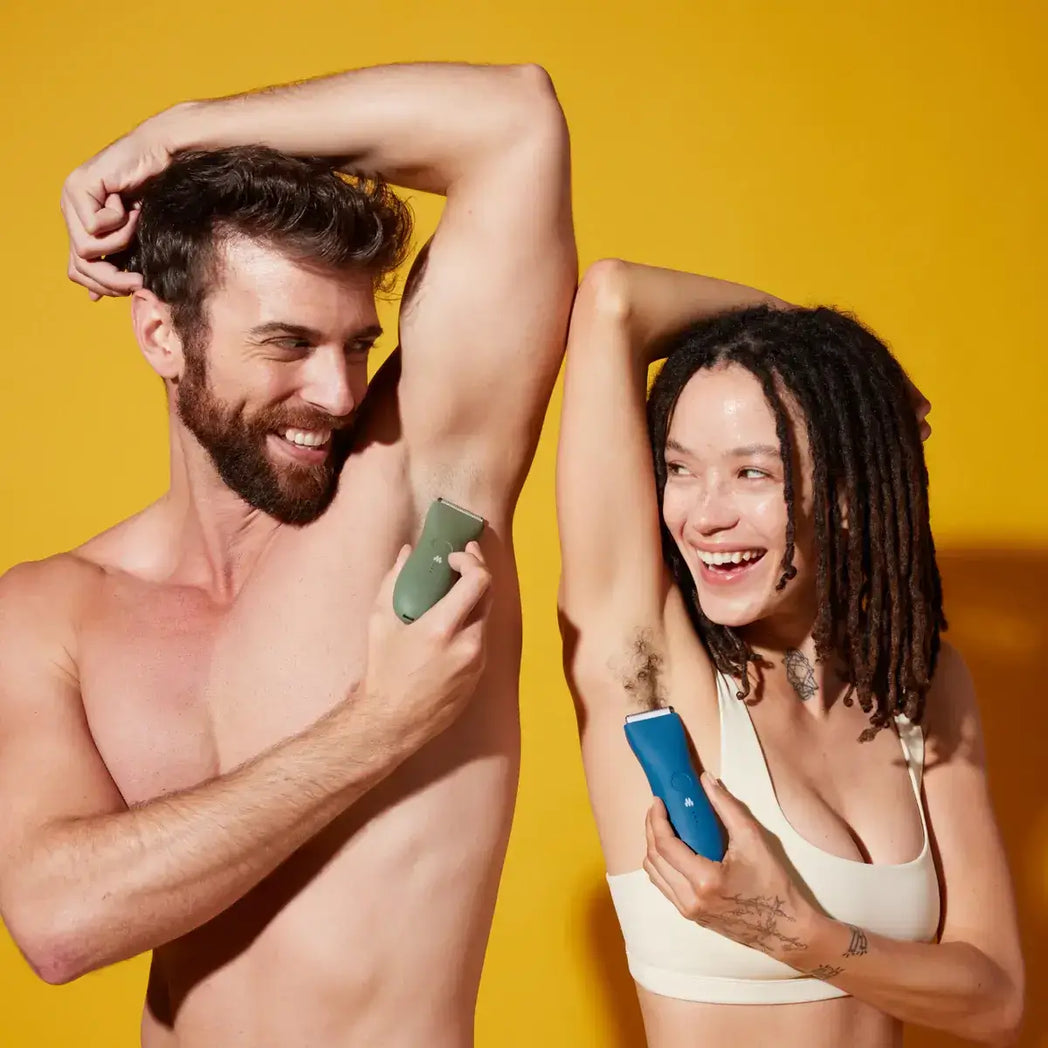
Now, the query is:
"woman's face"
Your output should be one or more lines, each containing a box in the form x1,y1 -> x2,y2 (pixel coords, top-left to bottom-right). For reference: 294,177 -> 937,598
661,363 -> 817,634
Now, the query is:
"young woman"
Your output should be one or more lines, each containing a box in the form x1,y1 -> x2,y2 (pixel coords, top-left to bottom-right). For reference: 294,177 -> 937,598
556,260 -> 1024,1047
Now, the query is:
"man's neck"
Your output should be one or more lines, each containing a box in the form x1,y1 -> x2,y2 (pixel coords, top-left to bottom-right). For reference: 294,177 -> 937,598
158,425 -> 282,601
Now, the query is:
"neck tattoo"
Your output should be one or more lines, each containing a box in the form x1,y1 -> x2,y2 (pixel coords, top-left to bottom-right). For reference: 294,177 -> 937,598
784,648 -> 817,701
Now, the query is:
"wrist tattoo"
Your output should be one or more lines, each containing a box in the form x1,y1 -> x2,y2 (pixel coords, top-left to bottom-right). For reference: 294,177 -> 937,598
806,964 -> 844,980
844,925 -> 869,957
784,649 -> 817,701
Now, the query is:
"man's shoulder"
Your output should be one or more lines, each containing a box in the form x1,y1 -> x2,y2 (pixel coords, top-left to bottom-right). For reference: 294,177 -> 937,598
0,551 -> 103,620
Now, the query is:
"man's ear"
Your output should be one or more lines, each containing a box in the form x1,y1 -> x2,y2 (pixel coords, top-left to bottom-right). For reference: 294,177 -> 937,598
131,289 -> 185,380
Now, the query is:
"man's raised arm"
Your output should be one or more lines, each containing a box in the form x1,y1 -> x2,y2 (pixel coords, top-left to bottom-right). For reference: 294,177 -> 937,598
64,62 -> 577,514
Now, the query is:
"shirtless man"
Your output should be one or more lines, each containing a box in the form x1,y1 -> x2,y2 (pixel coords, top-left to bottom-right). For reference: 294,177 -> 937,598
0,62 -> 575,1046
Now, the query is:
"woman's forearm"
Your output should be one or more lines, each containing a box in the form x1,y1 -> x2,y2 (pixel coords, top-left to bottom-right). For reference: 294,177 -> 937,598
780,915 -> 1023,1045
616,260 -> 786,363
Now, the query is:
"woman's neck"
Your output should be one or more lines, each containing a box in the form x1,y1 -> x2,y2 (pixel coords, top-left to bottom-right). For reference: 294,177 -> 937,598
739,617 -> 848,717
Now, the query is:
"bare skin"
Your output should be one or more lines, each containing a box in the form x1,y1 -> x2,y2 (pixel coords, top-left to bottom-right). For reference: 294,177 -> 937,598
0,63 -> 575,1047
556,261 -> 1023,1047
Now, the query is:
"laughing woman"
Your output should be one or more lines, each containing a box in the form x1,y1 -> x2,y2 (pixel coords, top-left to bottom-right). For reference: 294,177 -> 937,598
556,260 -> 1024,1047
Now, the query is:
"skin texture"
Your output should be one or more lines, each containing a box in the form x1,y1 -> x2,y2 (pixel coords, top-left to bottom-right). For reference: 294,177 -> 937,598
556,260 -> 1023,1047
0,62 -> 576,1048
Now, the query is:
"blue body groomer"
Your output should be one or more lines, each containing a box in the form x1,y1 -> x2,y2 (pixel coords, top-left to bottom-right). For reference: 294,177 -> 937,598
624,707 -> 726,861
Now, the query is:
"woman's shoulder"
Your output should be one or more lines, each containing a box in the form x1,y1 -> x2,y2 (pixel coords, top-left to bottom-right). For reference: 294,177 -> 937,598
921,640 -> 986,773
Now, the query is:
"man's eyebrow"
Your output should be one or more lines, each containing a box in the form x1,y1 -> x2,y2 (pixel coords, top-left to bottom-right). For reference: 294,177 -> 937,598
249,322 -> 384,342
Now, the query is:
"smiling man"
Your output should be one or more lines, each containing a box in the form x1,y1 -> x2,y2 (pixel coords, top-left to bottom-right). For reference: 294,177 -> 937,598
0,62 -> 575,1047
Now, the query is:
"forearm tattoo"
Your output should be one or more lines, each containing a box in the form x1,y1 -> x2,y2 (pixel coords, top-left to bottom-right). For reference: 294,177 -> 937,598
706,894 -> 809,955
784,648 -> 817,701
844,925 -> 869,957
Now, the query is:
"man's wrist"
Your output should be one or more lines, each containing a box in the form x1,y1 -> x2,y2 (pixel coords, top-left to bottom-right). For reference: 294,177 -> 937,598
144,100 -> 213,155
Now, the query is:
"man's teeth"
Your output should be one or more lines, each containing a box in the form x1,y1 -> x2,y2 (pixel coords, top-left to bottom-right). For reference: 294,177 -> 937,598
282,428 -> 331,448
697,549 -> 764,567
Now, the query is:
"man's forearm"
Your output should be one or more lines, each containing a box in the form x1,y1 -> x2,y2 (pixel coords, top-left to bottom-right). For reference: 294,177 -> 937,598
778,916 -> 1022,1045
14,696 -> 400,984
150,62 -> 555,195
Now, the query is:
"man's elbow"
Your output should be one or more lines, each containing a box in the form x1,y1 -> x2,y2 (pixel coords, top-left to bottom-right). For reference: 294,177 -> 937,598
2,886 -> 99,985
503,63 -> 568,146
8,920 -> 93,985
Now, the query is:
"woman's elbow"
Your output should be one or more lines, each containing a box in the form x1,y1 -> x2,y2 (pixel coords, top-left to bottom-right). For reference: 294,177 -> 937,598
970,973 -> 1025,1047
986,986 -> 1025,1047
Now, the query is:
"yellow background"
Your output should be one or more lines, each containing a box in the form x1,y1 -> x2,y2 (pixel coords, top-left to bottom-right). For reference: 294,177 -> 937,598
1,1 -> 1045,1045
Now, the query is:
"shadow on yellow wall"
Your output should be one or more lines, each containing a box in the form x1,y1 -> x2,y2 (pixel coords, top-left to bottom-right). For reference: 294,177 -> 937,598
577,548 -> 1047,1048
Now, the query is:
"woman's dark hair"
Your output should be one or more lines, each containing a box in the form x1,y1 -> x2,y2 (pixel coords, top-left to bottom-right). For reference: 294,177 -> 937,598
646,305 -> 945,738
115,145 -> 413,351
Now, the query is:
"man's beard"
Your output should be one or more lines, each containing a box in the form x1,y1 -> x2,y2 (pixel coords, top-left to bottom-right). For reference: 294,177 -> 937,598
176,353 -> 353,526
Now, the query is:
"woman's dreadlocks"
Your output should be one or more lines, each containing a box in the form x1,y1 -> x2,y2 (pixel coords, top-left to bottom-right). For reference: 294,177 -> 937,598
646,305 -> 946,740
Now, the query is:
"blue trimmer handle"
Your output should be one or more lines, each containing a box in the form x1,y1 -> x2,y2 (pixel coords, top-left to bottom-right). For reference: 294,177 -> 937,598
624,707 -> 726,861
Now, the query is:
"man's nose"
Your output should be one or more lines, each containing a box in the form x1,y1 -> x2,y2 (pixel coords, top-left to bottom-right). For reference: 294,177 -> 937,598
298,345 -> 356,419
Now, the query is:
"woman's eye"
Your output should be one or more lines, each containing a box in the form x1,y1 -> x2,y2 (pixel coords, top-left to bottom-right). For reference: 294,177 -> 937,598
740,467 -> 768,480
667,462 -> 689,476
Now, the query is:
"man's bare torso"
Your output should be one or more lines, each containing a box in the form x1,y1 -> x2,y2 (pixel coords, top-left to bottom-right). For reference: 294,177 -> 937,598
65,380 -> 523,1047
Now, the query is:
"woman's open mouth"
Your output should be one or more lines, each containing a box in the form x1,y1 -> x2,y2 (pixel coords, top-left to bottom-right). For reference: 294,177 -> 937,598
695,547 -> 767,586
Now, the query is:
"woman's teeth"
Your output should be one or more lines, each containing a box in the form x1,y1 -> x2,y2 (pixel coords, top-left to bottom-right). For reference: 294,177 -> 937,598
281,428 -> 331,448
697,549 -> 765,567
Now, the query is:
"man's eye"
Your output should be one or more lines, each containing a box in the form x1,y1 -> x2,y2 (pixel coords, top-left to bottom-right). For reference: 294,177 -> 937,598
740,468 -> 769,480
269,337 -> 311,351
347,341 -> 375,358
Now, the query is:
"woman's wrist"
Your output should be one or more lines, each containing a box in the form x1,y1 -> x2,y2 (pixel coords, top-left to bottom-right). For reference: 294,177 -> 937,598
777,905 -> 841,971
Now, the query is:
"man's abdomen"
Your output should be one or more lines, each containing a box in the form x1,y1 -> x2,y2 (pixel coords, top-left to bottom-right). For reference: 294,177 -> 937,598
144,687 -> 521,1048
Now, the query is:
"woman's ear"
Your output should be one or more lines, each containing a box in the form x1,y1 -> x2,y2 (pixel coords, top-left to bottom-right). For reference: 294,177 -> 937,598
131,288 -> 185,380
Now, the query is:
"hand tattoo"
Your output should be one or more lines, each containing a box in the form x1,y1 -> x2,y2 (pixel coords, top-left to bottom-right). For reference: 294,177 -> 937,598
712,894 -> 809,955
784,648 -> 817,701
806,964 -> 844,980
844,925 -> 869,957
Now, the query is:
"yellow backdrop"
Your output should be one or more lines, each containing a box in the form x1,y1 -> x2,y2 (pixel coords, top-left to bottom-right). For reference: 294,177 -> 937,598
2,1 -> 1045,1045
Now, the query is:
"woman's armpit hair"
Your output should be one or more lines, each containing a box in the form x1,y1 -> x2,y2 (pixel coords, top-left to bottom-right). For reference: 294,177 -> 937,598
610,627 -> 667,712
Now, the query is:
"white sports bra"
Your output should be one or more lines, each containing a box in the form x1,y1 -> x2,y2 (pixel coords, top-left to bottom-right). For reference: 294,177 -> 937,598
607,671 -> 941,1004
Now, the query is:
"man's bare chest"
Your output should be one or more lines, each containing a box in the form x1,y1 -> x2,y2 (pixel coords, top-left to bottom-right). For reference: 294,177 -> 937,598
77,487 -> 414,806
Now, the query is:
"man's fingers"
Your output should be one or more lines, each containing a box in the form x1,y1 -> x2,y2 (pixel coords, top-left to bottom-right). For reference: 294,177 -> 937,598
428,557 -> 491,634
68,207 -> 140,262
446,541 -> 485,575
86,191 -> 129,237
65,178 -> 110,238
69,256 -> 143,296
67,255 -> 117,299
378,545 -> 412,603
